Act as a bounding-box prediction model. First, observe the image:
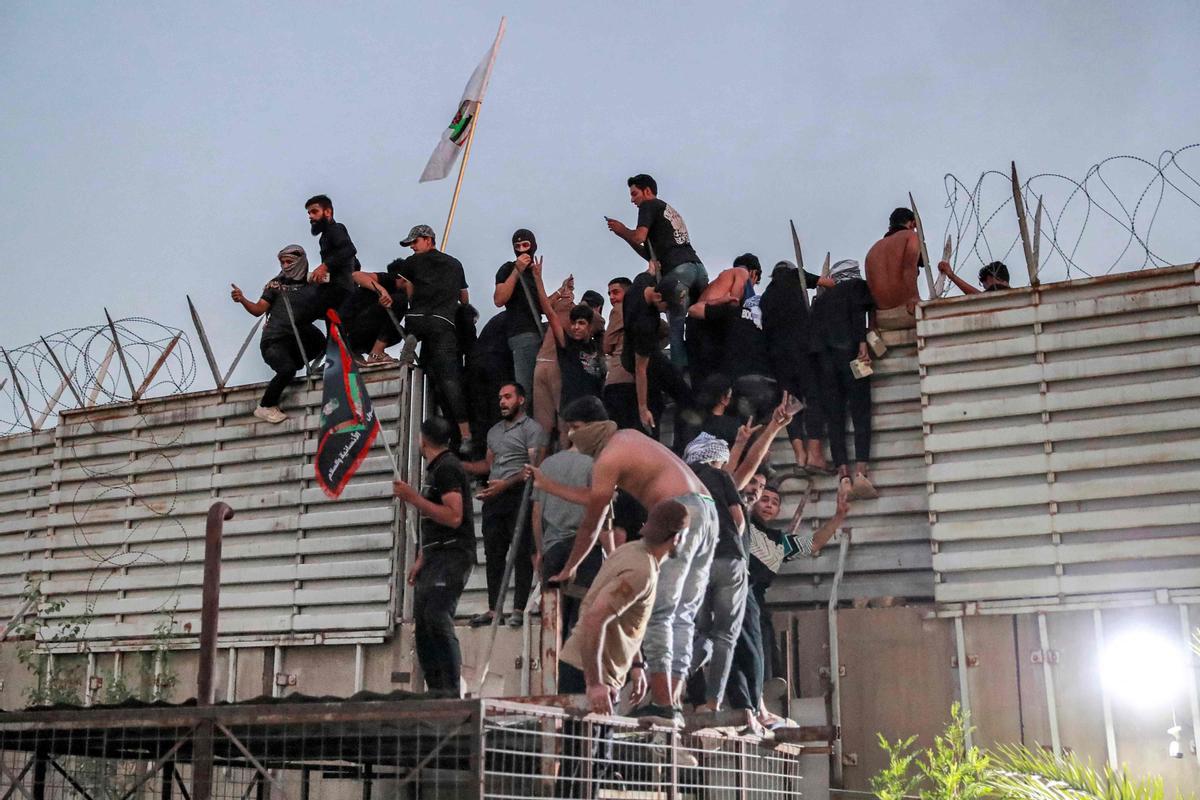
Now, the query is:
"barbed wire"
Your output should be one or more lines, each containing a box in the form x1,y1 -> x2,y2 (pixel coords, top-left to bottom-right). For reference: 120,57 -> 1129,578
0,317 -> 197,437
939,143 -> 1200,292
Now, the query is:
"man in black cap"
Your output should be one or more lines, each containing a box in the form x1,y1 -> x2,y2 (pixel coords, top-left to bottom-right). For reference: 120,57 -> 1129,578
494,229 -> 544,410
392,224 -> 473,450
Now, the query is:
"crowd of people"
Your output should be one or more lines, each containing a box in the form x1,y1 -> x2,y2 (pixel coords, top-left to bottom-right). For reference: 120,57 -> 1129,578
230,179 -> 1012,726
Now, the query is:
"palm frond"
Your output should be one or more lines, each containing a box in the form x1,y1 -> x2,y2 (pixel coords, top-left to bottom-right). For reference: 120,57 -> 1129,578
987,745 -> 1166,800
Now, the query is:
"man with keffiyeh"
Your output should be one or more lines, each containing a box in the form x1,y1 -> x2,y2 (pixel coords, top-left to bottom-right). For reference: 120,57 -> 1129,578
230,244 -> 325,423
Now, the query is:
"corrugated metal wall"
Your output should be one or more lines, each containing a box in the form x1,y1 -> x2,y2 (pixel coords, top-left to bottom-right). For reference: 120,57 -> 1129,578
769,327 -> 934,605
0,371 -> 413,645
919,264 -> 1200,603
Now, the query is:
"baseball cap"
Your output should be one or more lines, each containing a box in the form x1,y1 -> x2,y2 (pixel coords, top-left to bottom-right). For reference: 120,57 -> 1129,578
400,224 -> 435,246
640,499 -> 690,546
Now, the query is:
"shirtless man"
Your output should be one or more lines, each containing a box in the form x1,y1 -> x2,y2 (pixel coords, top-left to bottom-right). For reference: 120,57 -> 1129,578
864,208 -> 922,330
529,399 -> 720,715
685,254 -> 762,387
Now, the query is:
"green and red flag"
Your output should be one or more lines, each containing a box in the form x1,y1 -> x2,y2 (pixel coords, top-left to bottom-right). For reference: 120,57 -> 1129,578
419,19 -> 506,182
314,311 -> 379,498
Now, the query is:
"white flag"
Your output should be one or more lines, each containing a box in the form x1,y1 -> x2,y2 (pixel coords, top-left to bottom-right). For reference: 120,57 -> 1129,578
419,22 -> 505,183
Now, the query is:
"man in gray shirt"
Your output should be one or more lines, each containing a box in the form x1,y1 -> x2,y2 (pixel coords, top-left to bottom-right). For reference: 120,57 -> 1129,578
464,381 -> 547,628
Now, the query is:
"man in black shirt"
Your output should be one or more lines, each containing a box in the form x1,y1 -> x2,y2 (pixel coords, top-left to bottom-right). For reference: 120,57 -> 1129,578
682,433 -> 748,712
809,259 -> 877,500
392,416 -> 476,696
340,266 -> 409,366
230,244 -> 325,423
305,194 -> 361,325
465,310 -> 515,447
533,267 -> 606,410
494,229 -> 545,409
760,259 -> 834,471
606,174 -> 707,369
394,224 -> 474,450
620,270 -> 692,438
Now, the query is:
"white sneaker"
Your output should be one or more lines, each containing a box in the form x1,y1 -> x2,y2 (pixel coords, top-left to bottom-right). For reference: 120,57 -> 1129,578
253,406 -> 288,424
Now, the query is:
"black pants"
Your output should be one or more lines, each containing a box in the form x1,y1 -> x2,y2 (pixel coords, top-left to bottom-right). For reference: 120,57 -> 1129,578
773,352 -> 819,441
684,316 -> 727,390
343,292 -> 407,354
482,485 -> 533,614
557,662 -> 615,798
602,383 -> 640,430
542,540 -> 605,644
466,356 -> 512,449
814,348 -> 872,469
260,326 -> 325,408
413,548 -> 473,695
406,314 -> 469,423
726,585 -> 765,711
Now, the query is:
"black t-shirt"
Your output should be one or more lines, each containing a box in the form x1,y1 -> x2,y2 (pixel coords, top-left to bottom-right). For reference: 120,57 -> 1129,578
557,336 -> 605,407
420,451 -> 476,556
712,299 -> 770,379
396,250 -> 468,319
760,269 -> 819,367
701,413 -> 742,449
691,462 -> 745,561
495,262 -> 542,337
473,311 -> 511,360
636,198 -> 700,271
318,221 -> 360,291
809,277 -> 875,353
260,278 -> 325,342
621,272 -> 664,372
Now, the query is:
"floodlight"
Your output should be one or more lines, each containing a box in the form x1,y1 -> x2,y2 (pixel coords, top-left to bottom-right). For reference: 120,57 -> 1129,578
1099,629 -> 1187,708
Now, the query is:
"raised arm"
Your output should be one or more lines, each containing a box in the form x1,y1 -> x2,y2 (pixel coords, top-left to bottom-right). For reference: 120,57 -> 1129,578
230,284 -> 270,316
937,260 -> 980,295
532,259 -> 566,349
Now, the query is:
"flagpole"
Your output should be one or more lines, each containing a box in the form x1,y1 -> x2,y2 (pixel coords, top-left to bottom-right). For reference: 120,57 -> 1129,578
440,17 -> 507,249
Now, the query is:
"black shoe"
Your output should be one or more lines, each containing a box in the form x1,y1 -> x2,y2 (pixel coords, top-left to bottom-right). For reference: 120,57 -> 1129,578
630,703 -> 684,725
468,611 -> 494,628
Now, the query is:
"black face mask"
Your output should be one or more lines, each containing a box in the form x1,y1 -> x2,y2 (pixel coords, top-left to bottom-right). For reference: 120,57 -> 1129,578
511,228 -> 537,257
310,218 -> 329,236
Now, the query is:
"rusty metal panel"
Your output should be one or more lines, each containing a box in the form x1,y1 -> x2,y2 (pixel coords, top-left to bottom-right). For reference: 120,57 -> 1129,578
920,264 -> 1200,604
770,327 -> 933,606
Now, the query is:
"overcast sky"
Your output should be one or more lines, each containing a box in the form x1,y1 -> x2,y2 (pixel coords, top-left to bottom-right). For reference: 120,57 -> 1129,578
3,1 -> 1198,390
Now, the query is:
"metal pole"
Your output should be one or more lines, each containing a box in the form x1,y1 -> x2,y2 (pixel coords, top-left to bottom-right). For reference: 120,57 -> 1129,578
220,318 -> 263,387
103,307 -> 138,398
39,337 -> 85,408
1036,612 -> 1062,755
193,501 -> 233,800
789,220 -> 811,311
86,341 -> 117,406
1092,609 -> 1118,769
187,296 -> 224,389
1,347 -> 36,431
134,332 -> 181,400
828,535 -> 850,787
908,193 -> 938,299
953,616 -> 974,749
475,480 -> 535,695
1180,605 -> 1200,767
1011,162 -> 1038,287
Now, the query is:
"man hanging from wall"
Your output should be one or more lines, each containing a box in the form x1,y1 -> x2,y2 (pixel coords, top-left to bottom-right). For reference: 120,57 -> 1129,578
391,416 -> 476,697
937,260 -> 1012,295
230,244 -> 325,423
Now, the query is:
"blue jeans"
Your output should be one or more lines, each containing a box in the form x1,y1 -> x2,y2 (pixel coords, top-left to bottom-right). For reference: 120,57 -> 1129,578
642,492 -> 719,676
508,331 -> 541,410
691,556 -> 749,704
659,262 -> 708,369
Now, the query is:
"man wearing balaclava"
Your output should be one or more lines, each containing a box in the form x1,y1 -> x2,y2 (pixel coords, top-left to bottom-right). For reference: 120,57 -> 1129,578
494,228 -> 545,408
230,245 -> 326,424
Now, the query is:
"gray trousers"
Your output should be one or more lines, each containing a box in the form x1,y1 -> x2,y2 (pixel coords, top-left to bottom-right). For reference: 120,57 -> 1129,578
690,556 -> 749,704
642,492 -> 719,676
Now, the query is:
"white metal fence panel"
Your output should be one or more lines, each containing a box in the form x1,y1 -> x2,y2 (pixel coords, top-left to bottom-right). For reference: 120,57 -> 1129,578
0,370 -> 411,647
920,264 -> 1200,603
